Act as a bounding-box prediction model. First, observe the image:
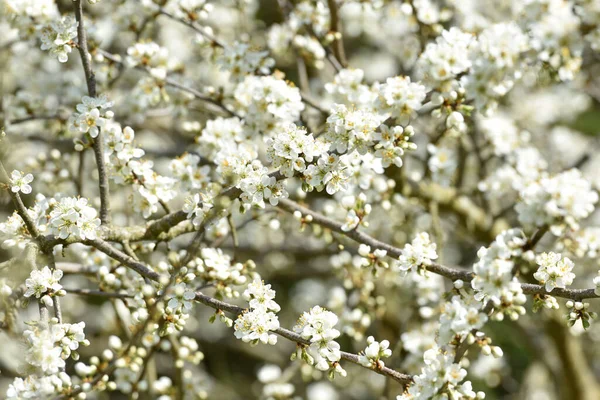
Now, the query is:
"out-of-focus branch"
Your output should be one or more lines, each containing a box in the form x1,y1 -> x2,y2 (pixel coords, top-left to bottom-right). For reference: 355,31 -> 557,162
64,288 -> 134,299
97,49 -> 239,118
326,0 -> 347,68
158,9 -> 224,48
545,313 -> 600,400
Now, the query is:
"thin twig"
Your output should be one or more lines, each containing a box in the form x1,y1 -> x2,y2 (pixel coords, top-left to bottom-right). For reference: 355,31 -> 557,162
64,288 -> 134,298
194,292 -> 413,385
97,49 -> 239,118
73,0 -> 111,224
326,0 -> 347,68
276,198 -> 600,301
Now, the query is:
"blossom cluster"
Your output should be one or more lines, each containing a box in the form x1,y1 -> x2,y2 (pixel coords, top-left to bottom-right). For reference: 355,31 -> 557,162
6,320 -> 88,398
216,42 -> 274,82
24,266 -> 64,301
164,281 -> 197,333
358,336 -> 392,369
340,192 -> 371,232
234,278 -> 281,345
68,95 -> 114,139
534,252 -> 576,292
265,123 -> 324,178
47,196 -> 101,240
438,295 -> 488,346
126,42 -> 172,80
398,347 -> 484,400
188,248 -> 253,298
39,15 -> 77,63
293,306 -> 346,378
471,229 -> 527,320
102,121 -> 178,218
516,169 -> 598,235
233,75 -> 304,135
396,232 -> 438,274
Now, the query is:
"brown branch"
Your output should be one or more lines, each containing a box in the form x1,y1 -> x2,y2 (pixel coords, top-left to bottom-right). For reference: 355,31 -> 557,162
158,9 -> 224,48
73,0 -> 111,224
276,198 -> 600,301
194,292 -> 413,385
85,238 -> 161,281
326,0 -> 347,68
97,49 -> 239,118
64,288 -> 134,298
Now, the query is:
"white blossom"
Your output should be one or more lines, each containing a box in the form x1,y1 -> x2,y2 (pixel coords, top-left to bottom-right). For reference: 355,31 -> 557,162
24,266 -> 63,299
234,309 -> 280,345
10,170 -> 34,194
293,306 -> 346,377
534,252 -> 576,292
397,232 -> 438,273
39,15 -> 77,63
47,197 -> 101,240
243,278 -> 281,313
69,96 -> 114,138
358,336 -> 392,368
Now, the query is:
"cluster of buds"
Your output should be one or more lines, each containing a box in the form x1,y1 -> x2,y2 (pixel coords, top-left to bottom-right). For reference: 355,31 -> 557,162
565,300 -> 597,330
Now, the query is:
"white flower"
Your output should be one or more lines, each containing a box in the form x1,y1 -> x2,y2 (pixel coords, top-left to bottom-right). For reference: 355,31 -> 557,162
167,283 -> 196,312
533,252 -> 576,292
126,41 -> 171,79
265,123 -> 325,178
428,144 -> 458,187
39,15 -> 78,63
374,76 -> 427,124
594,271 -> 600,296
182,193 -> 213,227
193,247 -> 249,292
24,266 -> 63,299
10,170 -> 34,194
234,75 -> 304,136
216,42 -> 274,82
341,209 -> 360,232
69,96 -> 114,139
244,278 -> 281,313
48,197 -> 101,240
293,306 -> 346,377
169,153 -> 211,191
263,382 -> 295,399
416,27 -> 474,85
438,295 -> 488,344
399,346 -> 482,400
234,309 -> 280,345
51,321 -> 89,358
358,336 -> 392,368
24,328 -> 65,374
6,374 -> 70,399
471,229 -> 527,319
325,68 -> 375,106
238,164 -> 288,209
517,169 -> 597,234
397,232 -> 438,273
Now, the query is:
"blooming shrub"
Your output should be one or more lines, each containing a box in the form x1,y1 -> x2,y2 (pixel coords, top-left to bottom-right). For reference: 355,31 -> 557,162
1,0 -> 600,399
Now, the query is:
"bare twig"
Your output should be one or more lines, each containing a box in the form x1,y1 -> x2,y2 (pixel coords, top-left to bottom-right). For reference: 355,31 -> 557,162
64,288 -> 134,298
97,49 -> 239,118
326,0 -> 347,68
